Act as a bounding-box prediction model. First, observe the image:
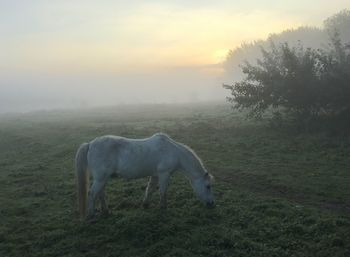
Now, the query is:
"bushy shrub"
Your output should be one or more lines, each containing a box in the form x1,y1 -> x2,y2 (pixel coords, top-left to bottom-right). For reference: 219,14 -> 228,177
224,33 -> 350,129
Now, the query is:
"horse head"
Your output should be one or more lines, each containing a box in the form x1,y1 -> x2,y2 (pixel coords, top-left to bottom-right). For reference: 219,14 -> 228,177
191,172 -> 215,208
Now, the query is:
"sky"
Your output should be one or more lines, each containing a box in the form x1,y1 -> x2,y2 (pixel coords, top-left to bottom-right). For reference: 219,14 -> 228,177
0,0 -> 349,112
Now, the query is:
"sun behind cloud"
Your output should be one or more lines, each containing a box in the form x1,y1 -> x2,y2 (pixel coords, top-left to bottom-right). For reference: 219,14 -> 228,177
212,49 -> 230,63
2,3 -> 304,74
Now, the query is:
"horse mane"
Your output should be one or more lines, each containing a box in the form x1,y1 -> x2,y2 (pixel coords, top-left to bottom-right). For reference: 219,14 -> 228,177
155,133 -> 211,178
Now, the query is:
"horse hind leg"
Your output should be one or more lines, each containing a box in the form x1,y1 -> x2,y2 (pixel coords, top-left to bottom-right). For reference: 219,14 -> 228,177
99,188 -> 110,216
142,176 -> 158,208
87,179 -> 107,220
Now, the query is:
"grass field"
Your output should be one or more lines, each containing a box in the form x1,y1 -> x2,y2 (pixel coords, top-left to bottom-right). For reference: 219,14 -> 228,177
0,103 -> 349,257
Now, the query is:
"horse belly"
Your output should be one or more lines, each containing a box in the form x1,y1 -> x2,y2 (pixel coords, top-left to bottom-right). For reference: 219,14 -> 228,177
116,158 -> 158,179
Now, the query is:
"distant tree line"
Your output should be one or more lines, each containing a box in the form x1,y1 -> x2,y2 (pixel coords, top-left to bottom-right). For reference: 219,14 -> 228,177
223,10 -> 350,81
224,9 -> 350,132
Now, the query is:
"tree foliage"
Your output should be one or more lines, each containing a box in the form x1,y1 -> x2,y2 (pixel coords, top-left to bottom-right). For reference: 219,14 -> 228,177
324,9 -> 350,43
224,32 -> 350,126
223,27 -> 325,82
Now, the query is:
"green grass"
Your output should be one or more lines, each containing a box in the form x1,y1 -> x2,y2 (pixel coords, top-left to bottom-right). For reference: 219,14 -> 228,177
0,103 -> 349,257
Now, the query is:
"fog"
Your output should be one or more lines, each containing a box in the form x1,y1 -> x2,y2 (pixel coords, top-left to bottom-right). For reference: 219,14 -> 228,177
0,67 -> 227,113
1,1 -> 348,113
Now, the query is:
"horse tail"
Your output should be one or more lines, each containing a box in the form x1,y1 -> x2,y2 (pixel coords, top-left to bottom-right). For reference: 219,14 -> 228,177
75,142 -> 90,220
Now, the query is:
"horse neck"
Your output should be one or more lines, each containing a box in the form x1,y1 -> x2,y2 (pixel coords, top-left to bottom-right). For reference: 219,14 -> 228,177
175,143 -> 205,180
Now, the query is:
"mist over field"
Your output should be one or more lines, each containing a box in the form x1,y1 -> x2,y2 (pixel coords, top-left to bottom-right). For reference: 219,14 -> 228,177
1,0 -> 349,112
0,67 -> 225,112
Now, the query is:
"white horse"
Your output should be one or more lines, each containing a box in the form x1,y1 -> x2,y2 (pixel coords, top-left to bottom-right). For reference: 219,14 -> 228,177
75,133 -> 214,220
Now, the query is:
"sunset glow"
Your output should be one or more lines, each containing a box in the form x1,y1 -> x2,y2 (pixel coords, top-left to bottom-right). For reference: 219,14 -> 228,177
0,0 -> 349,111
2,1 -> 344,74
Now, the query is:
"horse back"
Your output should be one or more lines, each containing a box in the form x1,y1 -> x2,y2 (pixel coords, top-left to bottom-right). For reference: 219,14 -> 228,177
87,135 -> 180,179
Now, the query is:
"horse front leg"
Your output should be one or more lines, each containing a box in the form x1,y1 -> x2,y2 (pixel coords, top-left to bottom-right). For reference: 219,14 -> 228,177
158,173 -> 170,209
142,176 -> 158,208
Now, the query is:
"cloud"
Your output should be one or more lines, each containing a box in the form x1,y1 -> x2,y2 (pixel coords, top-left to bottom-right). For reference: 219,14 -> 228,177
0,1 -> 348,112
1,3 -> 303,74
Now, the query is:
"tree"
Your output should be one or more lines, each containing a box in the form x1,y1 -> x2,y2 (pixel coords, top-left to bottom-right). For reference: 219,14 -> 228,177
319,32 -> 350,117
324,9 -> 350,44
224,33 -> 350,127
223,9 -> 350,84
224,42 -> 321,118
223,27 -> 325,83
